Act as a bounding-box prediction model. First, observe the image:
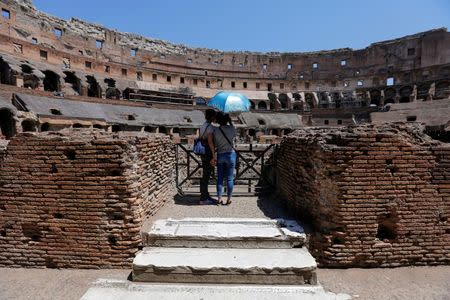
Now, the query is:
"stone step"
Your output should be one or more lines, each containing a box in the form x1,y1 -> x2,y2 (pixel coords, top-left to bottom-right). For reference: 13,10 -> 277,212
81,279 -> 351,300
142,218 -> 305,248
132,247 -> 317,285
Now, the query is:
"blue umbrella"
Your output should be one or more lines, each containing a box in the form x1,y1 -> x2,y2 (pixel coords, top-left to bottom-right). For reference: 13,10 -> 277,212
207,91 -> 251,113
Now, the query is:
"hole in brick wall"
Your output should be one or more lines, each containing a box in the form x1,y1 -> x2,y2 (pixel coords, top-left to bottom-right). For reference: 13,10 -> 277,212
51,164 -> 58,173
325,135 -> 349,146
446,229 -> 450,234
109,169 -> 122,176
0,230 -> 6,237
108,235 -> 117,246
45,257 -> 57,268
53,213 -> 63,219
376,136 -> 382,142
376,213 -> 398,241
386,159 -> 393,165
0,204 -> 5,210
437,211 -> 447,223
64,150 -> 76,160
332,236 -> 344,244
22,223 -> 42,242
107,211 -> 125,221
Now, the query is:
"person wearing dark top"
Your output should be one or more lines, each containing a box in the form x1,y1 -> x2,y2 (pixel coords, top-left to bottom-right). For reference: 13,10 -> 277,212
209,112 -> 236,205
198,109 -> 216,205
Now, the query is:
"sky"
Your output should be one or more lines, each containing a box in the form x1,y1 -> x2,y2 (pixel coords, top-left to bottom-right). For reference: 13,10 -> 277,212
33,0 -> 450,53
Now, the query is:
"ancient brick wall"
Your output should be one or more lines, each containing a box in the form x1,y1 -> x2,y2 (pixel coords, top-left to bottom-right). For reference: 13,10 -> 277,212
276,123 -> 450,267
0,131 -> 175,268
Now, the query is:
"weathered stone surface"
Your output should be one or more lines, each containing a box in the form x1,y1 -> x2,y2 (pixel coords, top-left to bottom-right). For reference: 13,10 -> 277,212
143,218 -> 305,248
132,247 -> 317,285
81,279 -> 351,300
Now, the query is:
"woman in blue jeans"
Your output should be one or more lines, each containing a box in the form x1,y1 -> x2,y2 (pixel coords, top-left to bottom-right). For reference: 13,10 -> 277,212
209,112 -> 236,205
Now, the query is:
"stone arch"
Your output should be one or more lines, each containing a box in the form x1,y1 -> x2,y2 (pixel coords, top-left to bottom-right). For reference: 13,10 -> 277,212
305,93 -> 315,109
435,81 -> 450,99
106,87 -> 121,100
370,89 -> 381,106
43,70 -> 60,92
158,126 -> 168,134
0,57 -> 14,85
86,75 -> 101,98
278,93 -> 290,109
384,88 -> 396,104
0,108 -> 16,138
21,119 -> 37,132
268,93 -> 279,110
21,64 -> 39,89
399,86 -> 413,103
417,83 -> 431,100
292,92 -> 302,101
249,100 -> 256,110
63,71 -> 81,95
257,101 -> 267,110
40,122 -> 50,132
292,102 -> 303,111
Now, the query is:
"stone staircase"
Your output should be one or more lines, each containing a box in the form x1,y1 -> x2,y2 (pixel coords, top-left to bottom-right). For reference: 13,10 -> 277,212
81,218 -> 350,299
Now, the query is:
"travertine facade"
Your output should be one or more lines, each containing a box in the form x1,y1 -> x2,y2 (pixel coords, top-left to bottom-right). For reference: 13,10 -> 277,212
0,131 -> 175,268
276,124 -> 450,267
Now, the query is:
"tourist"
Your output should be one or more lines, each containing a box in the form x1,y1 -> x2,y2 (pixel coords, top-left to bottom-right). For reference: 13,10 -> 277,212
211,112 -> 236,205
198,109 -> 217,205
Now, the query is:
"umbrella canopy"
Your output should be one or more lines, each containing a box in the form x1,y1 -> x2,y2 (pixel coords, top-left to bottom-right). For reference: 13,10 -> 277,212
207,91 -> 251,113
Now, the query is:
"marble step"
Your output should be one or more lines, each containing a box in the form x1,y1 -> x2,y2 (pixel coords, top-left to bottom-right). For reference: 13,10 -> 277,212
81,279 -> 351,300
132,247 -> 317,285
142,218 -> 305,248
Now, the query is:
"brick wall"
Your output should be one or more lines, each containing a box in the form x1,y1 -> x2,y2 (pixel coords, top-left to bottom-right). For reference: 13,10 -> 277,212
276,123 -> 450,267
0,131 -> 175,268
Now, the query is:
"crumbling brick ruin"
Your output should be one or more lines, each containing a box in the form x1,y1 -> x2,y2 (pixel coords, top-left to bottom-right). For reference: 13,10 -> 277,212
276,124 -> 450,267
0,131 -> 175,268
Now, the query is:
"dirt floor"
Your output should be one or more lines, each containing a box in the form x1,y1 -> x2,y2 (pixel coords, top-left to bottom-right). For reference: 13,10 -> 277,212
1,192 -> 449,300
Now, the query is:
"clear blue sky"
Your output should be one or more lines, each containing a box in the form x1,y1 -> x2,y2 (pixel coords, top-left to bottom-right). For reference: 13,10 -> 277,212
33,0 -> 450,53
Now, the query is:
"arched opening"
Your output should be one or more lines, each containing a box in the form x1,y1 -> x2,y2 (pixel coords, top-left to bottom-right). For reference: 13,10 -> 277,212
21,119 -> 36,132
172,127 -> 180,134
370,89 -> 381,106
435,81 -> 450,99
72,123 -> 83,128
144,126 -> 157,133
0,58 -> 13,85
292,93 -> 302,101
63,71 -> 81,95
319,92 -> 329,108
43,70 -> 60,92
249,100 -> 256,110
271,129 -> 280,136
292,102 -> 303,111
283,129 -> 292,135
40,122 -> 50,132
111,125 -> 122,132
399,86 -> 413,103
417,83 -> 430,100
106,87 -> 121,99
21,64 -> 39,89
158,126 -> 168,134
257,101 -> 267,110
278,93 -> 290,109
86,75 -> 101,98
268,93 -> 278,111
384,88 -> 396,104
93,124 -> 103,129
248,129 -> 256,137
305,93 -> 315,109
0,109 -> 16,138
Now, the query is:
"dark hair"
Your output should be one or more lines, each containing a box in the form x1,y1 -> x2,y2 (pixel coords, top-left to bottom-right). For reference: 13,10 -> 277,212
204,109 -> 216,122
216,112 -> 231,126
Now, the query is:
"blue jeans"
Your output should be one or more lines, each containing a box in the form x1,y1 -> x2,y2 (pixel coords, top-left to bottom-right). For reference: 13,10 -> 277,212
216,152 -> 236,198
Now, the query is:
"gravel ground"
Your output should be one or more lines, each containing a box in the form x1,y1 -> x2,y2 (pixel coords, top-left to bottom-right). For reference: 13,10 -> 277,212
1,193 -> 449,300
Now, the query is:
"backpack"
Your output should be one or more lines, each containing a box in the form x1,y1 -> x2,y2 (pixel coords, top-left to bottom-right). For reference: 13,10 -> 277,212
193,124 -> 211,155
